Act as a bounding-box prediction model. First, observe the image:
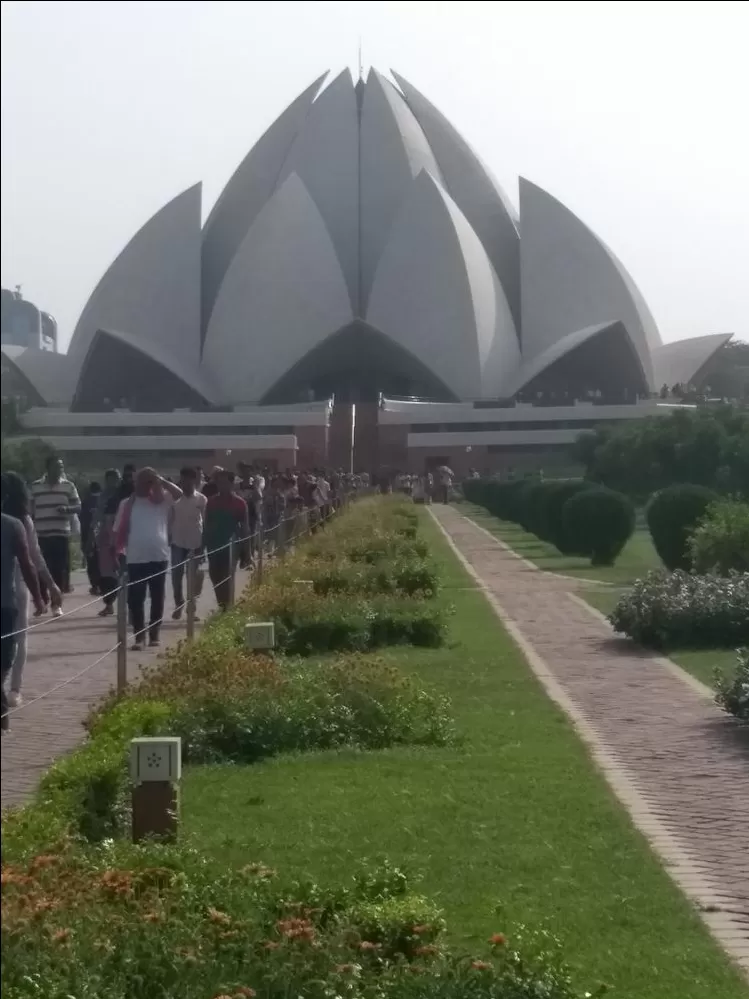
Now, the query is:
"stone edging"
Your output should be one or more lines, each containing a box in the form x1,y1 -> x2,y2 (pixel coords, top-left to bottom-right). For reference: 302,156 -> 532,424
428,507 -> 749,981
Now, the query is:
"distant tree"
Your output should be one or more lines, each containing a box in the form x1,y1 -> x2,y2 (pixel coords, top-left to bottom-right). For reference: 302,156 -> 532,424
0,436 -> 55,482
698,340 -> 749,400
573,405 -> 749,499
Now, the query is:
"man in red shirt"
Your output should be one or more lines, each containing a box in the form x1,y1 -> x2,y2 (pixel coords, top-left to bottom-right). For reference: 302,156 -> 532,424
204,471 -> 249,610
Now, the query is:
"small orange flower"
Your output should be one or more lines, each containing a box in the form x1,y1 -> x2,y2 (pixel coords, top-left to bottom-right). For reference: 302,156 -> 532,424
358,940 -> 382,952
489,933 -> 507,946
29,855 -> 59,872
414,944 -> 440,957
234,989 -> 257,998
51,928 -> 72,944
471,959 -> 493,971
207,906 -> 232,926
412,923 -> 431,935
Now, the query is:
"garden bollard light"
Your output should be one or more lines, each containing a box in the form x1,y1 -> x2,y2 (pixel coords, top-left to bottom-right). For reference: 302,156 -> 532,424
116,568 -> 128,693
130,737 -> 181,843
245,621 -> 275,651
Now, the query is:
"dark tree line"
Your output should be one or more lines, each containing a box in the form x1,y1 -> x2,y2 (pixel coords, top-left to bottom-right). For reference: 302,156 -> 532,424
573,404 -> 749,500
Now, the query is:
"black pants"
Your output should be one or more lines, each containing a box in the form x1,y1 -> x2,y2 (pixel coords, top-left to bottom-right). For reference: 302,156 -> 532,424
99,576 -> 118,608
208,549 -> 234,611
1,607 -> 18,730
38,535 -> 70,600
126,561 -> 167,643
84,546 -> 101,591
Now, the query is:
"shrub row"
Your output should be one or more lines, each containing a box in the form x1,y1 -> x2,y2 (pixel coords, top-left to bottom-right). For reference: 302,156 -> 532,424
3,499 -> 453,851
608,569 -> 749,649
0,850 -> 596,999
244,497 -> 446,653
463,477 -> 635,566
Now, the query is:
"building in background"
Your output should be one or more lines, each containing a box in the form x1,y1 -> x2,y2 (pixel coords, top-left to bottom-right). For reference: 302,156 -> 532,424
1,287 -> 58,352
1,68 -> 735,474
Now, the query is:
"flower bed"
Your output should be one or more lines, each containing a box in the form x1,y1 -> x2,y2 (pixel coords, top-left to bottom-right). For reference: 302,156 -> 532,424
0,848 -> 599,999
2,498 -> 452,851
244,499 -> 447,653
608,569 -> 749,648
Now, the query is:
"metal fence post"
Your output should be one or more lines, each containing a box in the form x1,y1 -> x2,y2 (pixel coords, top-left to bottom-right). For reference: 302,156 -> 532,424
116,568 -> 128,692
258,520 -> 265,585
186,553 -> 196,640
228,537 -> 236,607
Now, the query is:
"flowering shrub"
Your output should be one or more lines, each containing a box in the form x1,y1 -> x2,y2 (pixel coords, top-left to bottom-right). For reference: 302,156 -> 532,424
688,499 -> 749,574
0,849 -> 602,999
715,648 -> 749,722
609,570 -> 749,648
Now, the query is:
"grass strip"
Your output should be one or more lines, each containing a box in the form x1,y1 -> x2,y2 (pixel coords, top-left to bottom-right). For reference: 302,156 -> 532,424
183,510 -> 747,999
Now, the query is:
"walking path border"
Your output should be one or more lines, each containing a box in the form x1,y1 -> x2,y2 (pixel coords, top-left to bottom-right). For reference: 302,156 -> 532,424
429,505 -> 749,980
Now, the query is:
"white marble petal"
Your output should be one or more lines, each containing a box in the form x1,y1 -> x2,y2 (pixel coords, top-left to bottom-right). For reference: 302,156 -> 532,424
202,173 -> 353,404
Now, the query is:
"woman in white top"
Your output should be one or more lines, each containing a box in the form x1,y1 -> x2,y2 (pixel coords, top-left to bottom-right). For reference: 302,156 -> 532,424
1,472 -> 62,706
115,468 -> 182,651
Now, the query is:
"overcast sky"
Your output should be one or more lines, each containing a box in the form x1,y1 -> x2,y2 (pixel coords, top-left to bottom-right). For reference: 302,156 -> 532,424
1,0 -> 747,349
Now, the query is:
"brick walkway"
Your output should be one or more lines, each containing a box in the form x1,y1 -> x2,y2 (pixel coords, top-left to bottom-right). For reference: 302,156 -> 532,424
431,505 -> 749,978
1,567 -> 247,809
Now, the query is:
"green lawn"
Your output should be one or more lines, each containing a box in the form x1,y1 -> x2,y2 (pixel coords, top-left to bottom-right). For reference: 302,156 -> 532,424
182,512 -> 747,999
581,586 -> 741,686
458,501 -> 661,585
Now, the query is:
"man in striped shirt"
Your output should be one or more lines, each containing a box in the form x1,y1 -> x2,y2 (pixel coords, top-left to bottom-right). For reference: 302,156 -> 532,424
31,456 -> 81,615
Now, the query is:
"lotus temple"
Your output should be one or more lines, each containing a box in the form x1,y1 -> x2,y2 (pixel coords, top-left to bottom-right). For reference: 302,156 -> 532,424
1,68 -> 733,474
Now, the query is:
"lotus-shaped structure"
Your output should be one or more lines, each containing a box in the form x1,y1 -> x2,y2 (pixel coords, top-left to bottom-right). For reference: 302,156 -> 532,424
2,69 -> 731,411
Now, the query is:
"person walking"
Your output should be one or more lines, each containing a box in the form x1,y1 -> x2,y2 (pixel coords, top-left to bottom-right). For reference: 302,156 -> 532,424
204,470 -> 249,611
1,478 -> 45,732
30,455 -> 81,614
170,467 -> 207,620
80,481 -> 102,595
94,469 -> 122,618
115,468 -> 182,651
1,472 -> 61,707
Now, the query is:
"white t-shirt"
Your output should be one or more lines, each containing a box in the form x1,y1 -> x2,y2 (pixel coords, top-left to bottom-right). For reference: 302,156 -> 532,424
118,496 -> 174,564
170,492 -> 207,550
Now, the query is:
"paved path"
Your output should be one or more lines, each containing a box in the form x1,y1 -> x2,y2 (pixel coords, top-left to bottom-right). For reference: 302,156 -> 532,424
1,568 -> 247,809
431,505 -> 749,978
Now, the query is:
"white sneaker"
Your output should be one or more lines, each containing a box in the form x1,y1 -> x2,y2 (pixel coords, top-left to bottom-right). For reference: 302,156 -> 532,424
52,606 -> 63,618
7,691 -> 22,708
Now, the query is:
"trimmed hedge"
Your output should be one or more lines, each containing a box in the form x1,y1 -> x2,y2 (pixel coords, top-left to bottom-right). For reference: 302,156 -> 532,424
463,477 -> 637,566
562,486 -> 635,566
646,484 -> 717,570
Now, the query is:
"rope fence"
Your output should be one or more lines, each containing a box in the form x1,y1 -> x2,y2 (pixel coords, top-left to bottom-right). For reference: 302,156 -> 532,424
1,491 -> 361,724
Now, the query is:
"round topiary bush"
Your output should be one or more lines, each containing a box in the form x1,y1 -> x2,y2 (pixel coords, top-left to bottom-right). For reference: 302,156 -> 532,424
562,486 -> 636,566
516,479 -> 547,534
543,480 -> 597,554
646,484 -> 718,570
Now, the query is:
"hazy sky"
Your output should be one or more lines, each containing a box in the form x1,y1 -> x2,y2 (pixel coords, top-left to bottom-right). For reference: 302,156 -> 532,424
1,0 -> 747,349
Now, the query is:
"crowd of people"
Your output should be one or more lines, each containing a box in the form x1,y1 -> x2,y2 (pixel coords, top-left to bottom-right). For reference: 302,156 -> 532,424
1,457 -> 368,730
